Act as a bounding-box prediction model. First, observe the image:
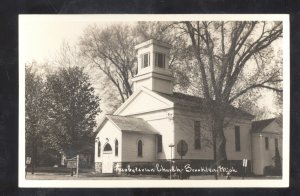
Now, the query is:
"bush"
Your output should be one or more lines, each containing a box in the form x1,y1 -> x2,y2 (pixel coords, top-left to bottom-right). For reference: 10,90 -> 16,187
38,150 -> 61,167
263,165 -> 282,176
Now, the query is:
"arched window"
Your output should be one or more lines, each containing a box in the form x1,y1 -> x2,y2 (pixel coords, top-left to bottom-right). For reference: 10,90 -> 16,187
97,141 -> 101,157
103,143 -> 112,153
137,140 -> 143,157
115,139 -> 119,156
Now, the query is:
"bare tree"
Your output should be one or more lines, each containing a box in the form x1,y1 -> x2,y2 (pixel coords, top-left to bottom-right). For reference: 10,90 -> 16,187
54,40 -> 86,69
79,22 -> 195,111
174,21 -> 283,177
80,24 -> 137,103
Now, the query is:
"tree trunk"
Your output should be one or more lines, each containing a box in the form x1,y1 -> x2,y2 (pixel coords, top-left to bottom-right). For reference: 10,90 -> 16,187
216,120 -> 227,163
31,138 -> 35,174
211,106 -> 227,179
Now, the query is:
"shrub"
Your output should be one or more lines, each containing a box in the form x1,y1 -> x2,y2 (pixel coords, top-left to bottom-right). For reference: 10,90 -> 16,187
38,150 -> 61,167
263,165 -> 282,176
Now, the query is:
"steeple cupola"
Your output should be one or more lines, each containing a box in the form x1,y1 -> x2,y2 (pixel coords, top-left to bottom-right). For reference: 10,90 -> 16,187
132,39 -> 174,94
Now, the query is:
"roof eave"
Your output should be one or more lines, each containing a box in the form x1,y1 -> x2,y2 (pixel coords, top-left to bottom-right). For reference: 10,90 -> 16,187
122,130 -> 158,135
93,116 -> 108,133
174,103 -> 254,119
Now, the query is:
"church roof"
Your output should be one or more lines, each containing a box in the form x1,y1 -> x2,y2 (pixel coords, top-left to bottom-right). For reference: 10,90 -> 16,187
251,118 -> 277,133
105,115 -> 159,135
156,92 -> 254,119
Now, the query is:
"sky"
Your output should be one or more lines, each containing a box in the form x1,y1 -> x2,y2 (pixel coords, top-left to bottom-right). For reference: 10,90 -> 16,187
20,20 -> 85,63
20,16 -> 106,64
19,15 -> 286,118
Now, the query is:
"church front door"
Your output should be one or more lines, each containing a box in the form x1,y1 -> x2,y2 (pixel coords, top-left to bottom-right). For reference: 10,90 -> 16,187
102,153 -> 113,173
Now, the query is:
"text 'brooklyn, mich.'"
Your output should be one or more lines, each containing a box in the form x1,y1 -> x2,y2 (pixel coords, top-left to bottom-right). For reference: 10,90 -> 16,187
118,164 -> 238,174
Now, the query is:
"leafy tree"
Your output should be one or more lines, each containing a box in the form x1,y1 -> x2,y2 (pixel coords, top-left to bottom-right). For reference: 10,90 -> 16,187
25,64 -> 46,173
174,21 -> 283,177
44,66 -> 100,157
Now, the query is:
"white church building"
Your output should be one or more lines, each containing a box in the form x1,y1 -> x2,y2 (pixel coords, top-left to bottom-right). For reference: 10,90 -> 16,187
94,39 -> 282,176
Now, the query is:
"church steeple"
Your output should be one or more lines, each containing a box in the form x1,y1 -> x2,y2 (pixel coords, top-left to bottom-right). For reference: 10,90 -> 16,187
132,39 -> 174,94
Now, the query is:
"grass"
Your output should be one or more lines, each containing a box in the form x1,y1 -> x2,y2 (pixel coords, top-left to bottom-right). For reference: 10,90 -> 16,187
26,166 -> 93,174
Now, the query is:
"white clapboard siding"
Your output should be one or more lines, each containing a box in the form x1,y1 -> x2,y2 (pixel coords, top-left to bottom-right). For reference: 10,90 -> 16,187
121,132 -> 156,162
173,115 -> 213,160
126,109 -> 175,160
172,111 -> 252,161
252,134 -> 265,175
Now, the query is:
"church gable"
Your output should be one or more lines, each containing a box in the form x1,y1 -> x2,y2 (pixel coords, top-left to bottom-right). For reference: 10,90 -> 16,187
115,87 -> 173,116
262,121 -> 282,134
251,118 -> 282,134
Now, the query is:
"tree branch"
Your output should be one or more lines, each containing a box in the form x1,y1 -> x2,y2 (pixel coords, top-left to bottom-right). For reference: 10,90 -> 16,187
185,21 -> 211,99
222,22 -> 282,102
228,80 -> 282,103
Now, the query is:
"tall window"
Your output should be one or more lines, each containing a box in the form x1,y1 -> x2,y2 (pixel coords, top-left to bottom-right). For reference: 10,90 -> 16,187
275,138 -> 278,150
235,126 -> 241,152
137,140 -> 143,157
157,135 -> 162,153
265,137 -> 269,150
98,141 -> 101,157
142,53 -> 149,68
115,140 -> 119,156
194,121 -> 201,149
155,52 -> 165,68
